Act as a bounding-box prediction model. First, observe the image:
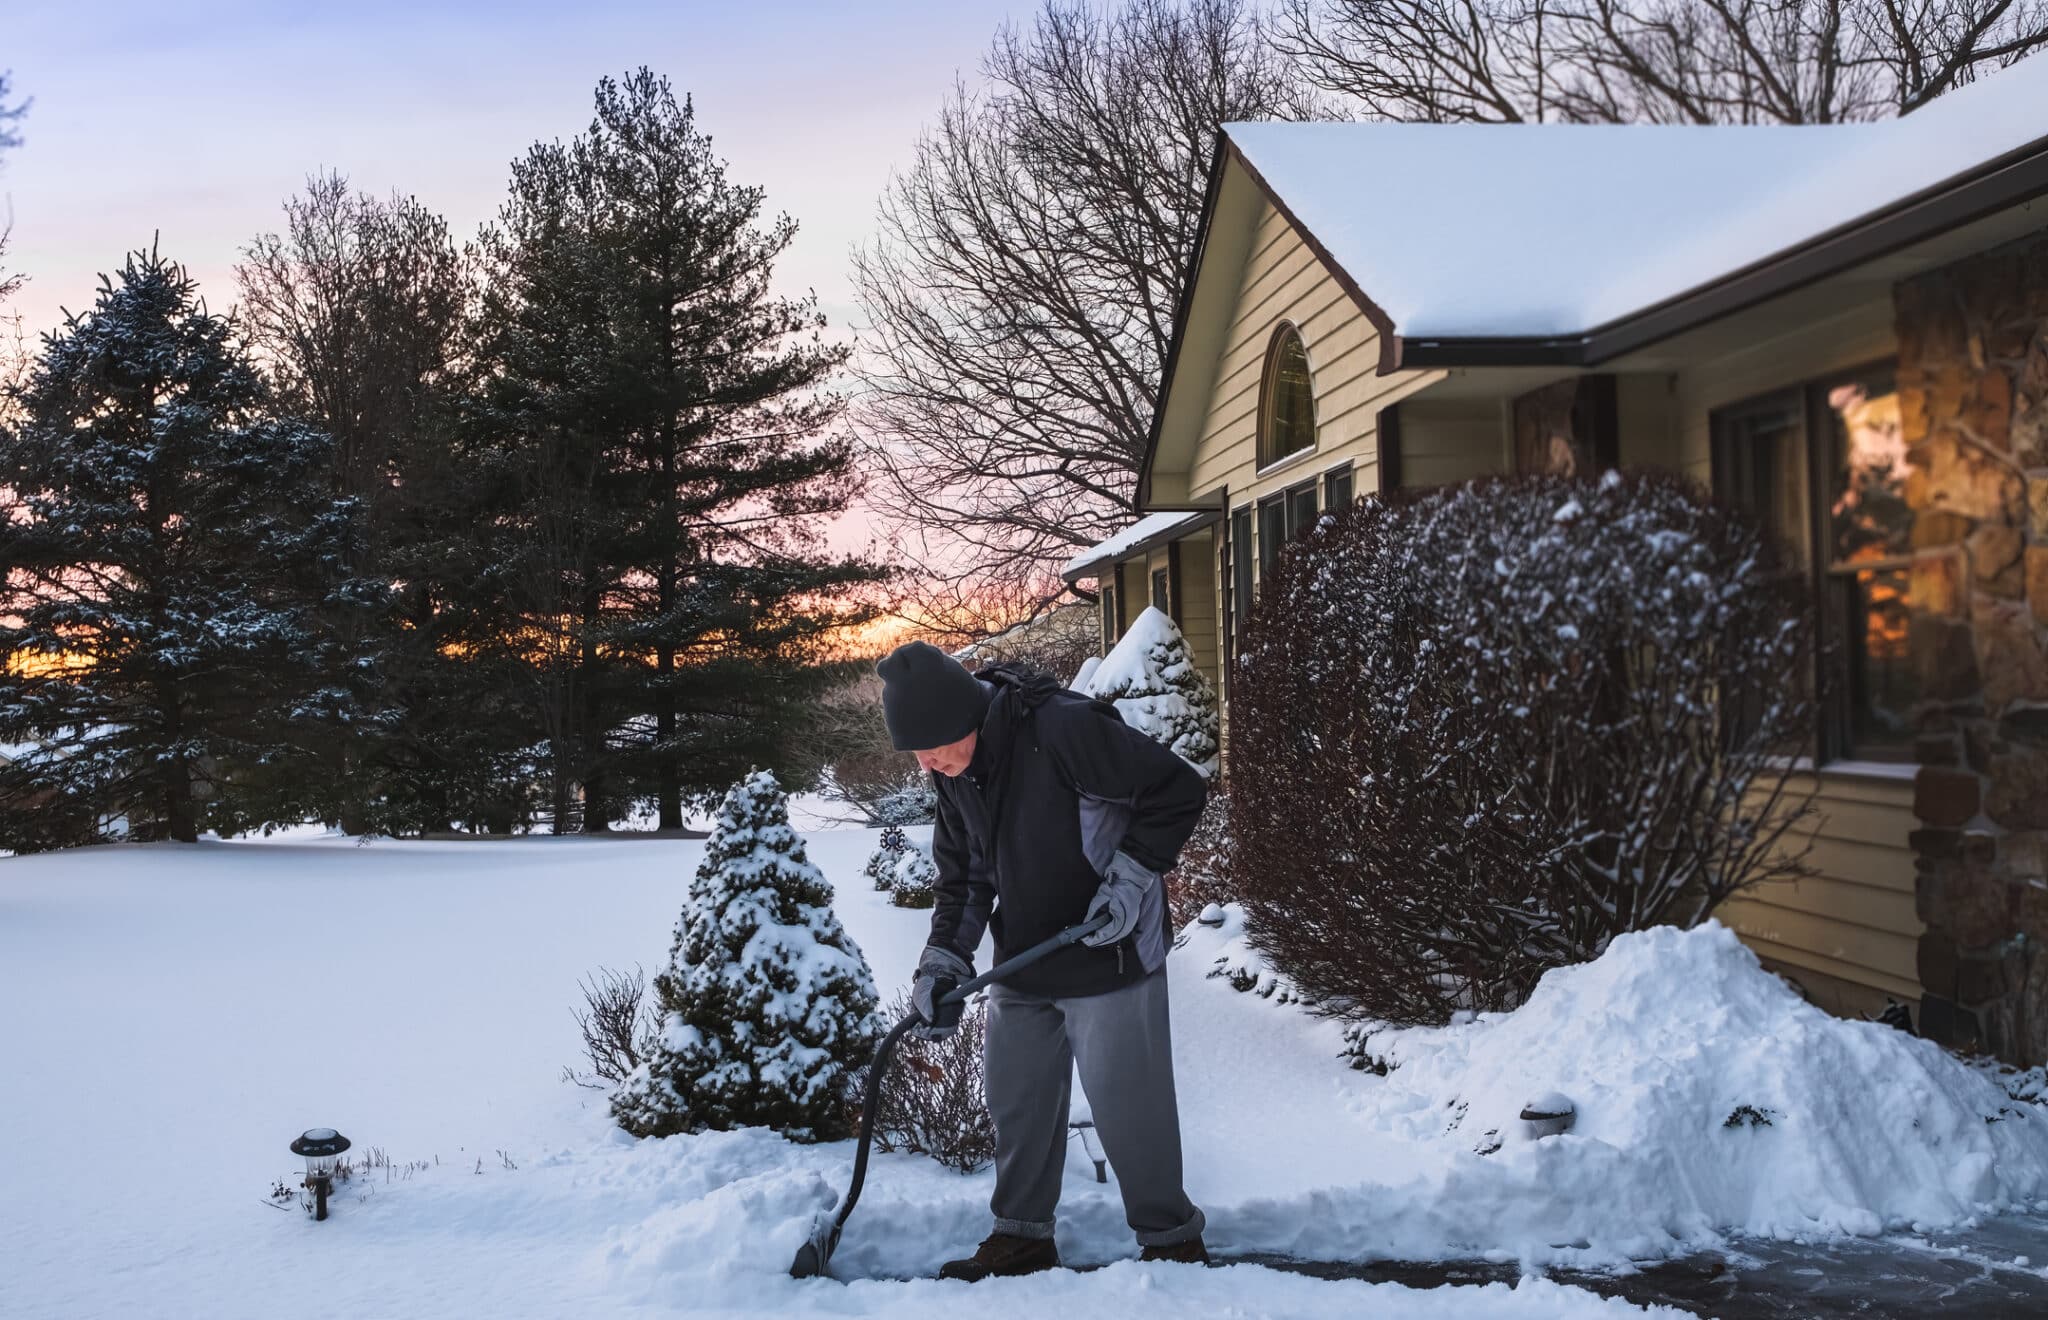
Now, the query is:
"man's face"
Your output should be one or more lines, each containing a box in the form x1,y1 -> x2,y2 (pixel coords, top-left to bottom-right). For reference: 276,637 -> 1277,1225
913,729 -> 977,778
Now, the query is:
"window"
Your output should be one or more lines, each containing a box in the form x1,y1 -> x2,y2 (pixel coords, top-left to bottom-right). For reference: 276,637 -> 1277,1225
1712,362 -> 1914,761
1255,481 -> 1320,591
1151,566 -> 1170,614
1099,574 -> 1118,649
1325,464 -> 1354,512
1258,325 -> 1316,469
1289,483 -> 1318,540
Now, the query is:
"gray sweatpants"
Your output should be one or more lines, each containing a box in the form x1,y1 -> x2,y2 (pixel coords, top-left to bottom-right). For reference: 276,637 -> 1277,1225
983,968 -> 1205,1247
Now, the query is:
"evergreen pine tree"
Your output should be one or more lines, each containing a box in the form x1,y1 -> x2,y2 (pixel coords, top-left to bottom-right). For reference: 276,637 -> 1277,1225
1084,605 -> 1220,778
0,246 -> 361,847
614,769 -> 881,1140
470,69 -> 888,833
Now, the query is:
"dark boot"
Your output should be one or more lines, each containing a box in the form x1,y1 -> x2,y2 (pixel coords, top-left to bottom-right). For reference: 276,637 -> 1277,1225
1139,1236 -> 1209,1265
937,1232 -> 1060,1281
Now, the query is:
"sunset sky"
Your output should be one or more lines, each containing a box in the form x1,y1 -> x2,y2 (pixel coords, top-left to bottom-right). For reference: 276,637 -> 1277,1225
4,0 -> 1029,560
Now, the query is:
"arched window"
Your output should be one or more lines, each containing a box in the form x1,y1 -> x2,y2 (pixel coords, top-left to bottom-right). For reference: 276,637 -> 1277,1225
1259,324 -> 1315,469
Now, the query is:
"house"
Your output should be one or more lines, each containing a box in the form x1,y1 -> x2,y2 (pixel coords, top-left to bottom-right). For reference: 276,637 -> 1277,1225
1063,56 -> 2048,1059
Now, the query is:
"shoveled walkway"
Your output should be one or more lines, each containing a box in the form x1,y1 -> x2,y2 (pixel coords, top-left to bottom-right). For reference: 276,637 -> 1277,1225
1231,1212 -> 2048,1318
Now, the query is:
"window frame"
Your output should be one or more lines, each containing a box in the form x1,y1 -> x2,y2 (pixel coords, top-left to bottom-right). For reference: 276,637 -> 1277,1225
1323,463 -> 1354,513
1255,322 -> 1318,475
1710,357 -> 1911,765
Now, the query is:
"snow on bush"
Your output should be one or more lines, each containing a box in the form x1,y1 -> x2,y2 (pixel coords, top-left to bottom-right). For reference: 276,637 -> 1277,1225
888,845 -> 938,909
1082,605 -> 1220,778
1165,784 -> 1234,930
1340,920 -> 2048,1241
852,989 -> 997,1173
863,825 -> 910,891
1232,471 -> 1818,1024
613,770 -> 883,1141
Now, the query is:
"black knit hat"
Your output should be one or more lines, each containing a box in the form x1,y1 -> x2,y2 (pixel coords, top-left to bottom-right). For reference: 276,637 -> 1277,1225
876,640 -> 991,751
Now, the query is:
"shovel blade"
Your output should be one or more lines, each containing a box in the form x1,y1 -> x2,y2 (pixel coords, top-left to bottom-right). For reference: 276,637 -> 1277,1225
789,1211 -> 840,1279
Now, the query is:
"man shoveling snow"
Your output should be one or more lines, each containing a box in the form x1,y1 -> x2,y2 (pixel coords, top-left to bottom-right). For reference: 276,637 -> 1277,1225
876,640 -> 1210,1280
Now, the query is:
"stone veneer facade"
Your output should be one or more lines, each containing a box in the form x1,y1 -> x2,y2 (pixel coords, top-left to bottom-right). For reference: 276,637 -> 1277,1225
1899,226 -> 2048,1066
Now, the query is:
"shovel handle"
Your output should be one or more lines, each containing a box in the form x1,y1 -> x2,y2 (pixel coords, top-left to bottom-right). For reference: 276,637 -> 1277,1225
939,909 -> 1113,1006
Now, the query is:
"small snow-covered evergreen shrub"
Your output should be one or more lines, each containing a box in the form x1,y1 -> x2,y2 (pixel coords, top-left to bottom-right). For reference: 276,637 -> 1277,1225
1084,606 -> 1220,778
1165,785 -> 1233,931
613,770 -> 883,1140
1232,471 -> 1818,1026
852,990 -> 997,1174
888,846 -> 938,909
864,825 -> 910,891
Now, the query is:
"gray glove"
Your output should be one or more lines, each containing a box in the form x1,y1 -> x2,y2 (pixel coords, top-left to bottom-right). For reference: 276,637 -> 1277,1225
909,945 -> 974,1041
1082,850 -> 1159,947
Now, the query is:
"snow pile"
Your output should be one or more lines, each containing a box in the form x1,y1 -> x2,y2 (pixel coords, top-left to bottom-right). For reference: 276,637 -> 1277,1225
1344,920 -> 2048,1245
1082,605 -> 1219,777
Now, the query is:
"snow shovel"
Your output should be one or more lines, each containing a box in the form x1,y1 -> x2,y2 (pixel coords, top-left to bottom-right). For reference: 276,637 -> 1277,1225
789,911 -> 1113,1279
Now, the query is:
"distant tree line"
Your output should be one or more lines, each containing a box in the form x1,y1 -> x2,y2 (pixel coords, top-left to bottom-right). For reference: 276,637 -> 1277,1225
0,70 -> 886,851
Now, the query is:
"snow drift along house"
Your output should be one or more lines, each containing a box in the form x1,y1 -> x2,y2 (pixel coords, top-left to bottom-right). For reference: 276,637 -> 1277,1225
1064,55 -> 2048,1062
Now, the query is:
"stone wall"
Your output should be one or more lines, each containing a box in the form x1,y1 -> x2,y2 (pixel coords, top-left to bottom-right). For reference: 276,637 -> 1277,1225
1898,226 -> 2048,1066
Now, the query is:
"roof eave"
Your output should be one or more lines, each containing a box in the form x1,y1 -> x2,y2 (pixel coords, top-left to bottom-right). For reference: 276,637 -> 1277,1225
1399,122 -> 2048,371
1059,508 -> 1222,585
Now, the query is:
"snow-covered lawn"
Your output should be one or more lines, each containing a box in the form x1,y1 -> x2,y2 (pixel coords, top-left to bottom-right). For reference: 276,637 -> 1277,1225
4,818 -> 2043,1318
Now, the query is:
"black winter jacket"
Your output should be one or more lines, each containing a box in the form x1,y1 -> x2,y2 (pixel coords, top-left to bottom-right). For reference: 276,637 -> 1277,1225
924,664 -> 1209,999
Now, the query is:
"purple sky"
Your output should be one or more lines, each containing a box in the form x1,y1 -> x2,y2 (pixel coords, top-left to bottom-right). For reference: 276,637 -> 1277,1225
4,0 -> 1027,557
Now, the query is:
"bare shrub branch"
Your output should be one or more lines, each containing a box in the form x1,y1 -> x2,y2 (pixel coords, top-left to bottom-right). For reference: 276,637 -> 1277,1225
567,964 -> 653,1088
1232,471 -> 1819,1025
850,990 -> 998,1174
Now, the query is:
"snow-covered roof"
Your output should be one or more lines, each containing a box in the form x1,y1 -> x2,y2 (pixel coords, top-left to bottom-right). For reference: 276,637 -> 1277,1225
1224,51 -> 2048,340
1061,510 -> 1214,581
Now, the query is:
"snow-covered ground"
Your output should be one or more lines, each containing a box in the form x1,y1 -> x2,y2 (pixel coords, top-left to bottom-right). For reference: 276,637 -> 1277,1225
4,818 -> 2043,1318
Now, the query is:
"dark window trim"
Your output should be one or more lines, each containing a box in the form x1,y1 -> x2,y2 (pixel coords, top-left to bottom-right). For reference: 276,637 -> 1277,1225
1376,404 -> 1403,495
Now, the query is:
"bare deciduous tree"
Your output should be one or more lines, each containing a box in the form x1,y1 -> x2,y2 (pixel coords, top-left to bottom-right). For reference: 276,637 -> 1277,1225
1278,0 -> 2048,124
854,0 -> 1315,620
237,173 -> 468,539
1,72 -> 29,399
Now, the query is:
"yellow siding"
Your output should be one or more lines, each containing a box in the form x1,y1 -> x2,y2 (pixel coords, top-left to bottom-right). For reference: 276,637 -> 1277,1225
1184,197 -> 1432,507
1716,768 -> 1922,1014
1398,396 -> 1507,486
1172,530 -> 1220,695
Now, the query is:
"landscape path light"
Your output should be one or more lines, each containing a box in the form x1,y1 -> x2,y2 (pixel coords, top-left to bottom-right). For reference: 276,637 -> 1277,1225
290,1127 -> 351,1221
